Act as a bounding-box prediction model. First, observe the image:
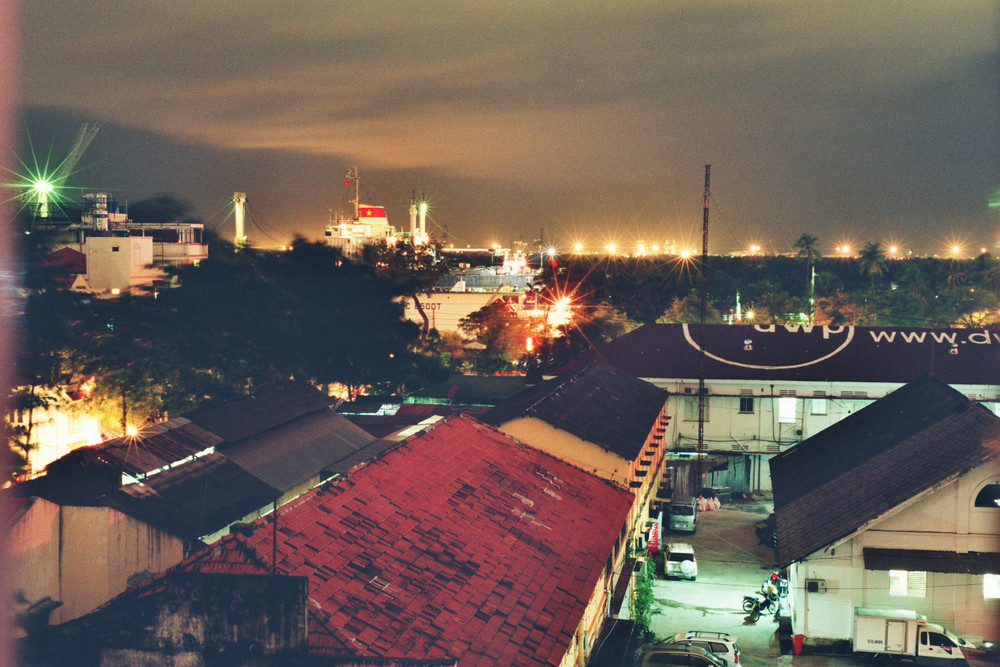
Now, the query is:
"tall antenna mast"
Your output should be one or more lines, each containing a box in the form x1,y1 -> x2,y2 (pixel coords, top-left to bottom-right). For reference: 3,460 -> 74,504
345,166 -> 360,220
697,165 -> 710,494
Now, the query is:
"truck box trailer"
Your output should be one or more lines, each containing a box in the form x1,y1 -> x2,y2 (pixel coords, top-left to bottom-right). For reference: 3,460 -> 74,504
854,608 -> 971,665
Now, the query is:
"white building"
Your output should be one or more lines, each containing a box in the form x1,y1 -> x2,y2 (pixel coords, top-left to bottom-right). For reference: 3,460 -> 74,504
555,324 -> 1000,492
770,376 -> 1000,647
37,192 -> 208,297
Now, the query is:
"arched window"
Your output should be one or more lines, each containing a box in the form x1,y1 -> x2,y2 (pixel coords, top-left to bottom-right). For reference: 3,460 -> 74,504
974,481 -> 1000,508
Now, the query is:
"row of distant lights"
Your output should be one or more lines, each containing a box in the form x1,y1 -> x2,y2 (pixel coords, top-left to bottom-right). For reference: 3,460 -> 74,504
831,245 -> 989,258
540,243 -> 699,258
529,243 -> 989,259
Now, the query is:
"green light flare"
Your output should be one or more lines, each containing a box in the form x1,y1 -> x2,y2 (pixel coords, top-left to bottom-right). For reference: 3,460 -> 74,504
2,142 -> 83,219
989,189 -> 1000,209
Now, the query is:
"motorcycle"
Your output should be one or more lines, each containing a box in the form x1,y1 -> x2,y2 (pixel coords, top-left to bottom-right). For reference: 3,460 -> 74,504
742,590 -> 779,623
764,571 -> 789,598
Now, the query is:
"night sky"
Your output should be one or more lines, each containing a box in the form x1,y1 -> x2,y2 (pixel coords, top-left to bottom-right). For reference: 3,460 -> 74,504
13,2 -> 1000,254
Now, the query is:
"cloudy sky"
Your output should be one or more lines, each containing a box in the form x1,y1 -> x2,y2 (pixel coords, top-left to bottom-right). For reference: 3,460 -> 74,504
13,1 -> 1000,253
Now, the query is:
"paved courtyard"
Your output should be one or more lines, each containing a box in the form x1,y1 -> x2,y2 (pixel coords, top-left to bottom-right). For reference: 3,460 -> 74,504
646,502 -> 997,666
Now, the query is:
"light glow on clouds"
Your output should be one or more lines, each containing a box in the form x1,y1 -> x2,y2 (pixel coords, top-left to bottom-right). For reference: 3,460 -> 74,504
17,1 -> 999,250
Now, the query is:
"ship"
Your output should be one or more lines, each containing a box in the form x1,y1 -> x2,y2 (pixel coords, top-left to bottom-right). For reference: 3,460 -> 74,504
324,166 -> 411,258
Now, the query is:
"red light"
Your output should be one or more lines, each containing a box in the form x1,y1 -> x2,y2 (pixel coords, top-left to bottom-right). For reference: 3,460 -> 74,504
343,180 -> 351,187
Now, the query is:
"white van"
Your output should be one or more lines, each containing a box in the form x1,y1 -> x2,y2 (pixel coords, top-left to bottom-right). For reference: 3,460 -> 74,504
669,496 -> 698,533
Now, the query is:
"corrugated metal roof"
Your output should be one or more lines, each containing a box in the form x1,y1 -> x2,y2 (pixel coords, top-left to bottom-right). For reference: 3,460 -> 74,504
556,323 -> 1000,386
342,403 -> 491,439
118,453 -> 281,540
482,361 -> 668,459
176,414 -> 634,665
770,376 -> 1000,565
417,374 -> 529,402
75,418 -> 222,476
184,381 -> 336,444
223,409 -> 376,492
14,452 -> 280,540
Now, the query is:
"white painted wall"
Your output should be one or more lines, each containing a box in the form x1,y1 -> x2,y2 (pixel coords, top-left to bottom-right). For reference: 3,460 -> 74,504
8,499 -> 185,625
650,378 -> 1000,493
787,458 -> 1000,645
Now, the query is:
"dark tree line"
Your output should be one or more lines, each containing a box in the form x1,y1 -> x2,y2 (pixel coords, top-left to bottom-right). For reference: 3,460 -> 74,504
8,223 -> 1000,481
5,234 -> 450,480
552,248 -> 1000,329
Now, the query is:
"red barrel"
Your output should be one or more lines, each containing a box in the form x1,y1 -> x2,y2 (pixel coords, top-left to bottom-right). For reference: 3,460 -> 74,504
792,634 -> 805,656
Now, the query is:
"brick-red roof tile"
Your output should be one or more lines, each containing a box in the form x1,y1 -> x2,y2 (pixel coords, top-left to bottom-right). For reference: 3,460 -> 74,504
177,414 -> 632,666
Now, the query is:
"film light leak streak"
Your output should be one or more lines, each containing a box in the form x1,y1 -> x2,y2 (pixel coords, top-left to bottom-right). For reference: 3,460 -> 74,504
681,324 -> 855,370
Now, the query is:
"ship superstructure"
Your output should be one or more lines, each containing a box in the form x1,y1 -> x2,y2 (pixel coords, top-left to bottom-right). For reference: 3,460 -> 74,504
324,167 -> 399,257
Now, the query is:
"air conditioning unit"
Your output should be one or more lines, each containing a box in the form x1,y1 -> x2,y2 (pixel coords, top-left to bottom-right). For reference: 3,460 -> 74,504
805,578 -> 827,593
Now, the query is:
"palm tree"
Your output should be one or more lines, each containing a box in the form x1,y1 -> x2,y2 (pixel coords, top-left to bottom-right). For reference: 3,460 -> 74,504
792,233 -> 821,321
858,241 -> 888,292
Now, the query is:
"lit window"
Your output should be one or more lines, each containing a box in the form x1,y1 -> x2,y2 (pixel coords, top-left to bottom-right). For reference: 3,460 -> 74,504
889,570 -> 926,597
810,398 -> 828,415
683,396 -> 709,421
984,574 -> 1000,599
739,396 -> 755,414
778,396 -> 796,424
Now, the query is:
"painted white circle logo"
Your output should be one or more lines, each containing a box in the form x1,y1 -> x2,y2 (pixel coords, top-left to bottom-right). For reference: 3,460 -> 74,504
681,324 -> 855,370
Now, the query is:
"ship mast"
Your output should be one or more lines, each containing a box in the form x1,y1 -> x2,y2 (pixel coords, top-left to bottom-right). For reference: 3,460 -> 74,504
345,166 -> 360,221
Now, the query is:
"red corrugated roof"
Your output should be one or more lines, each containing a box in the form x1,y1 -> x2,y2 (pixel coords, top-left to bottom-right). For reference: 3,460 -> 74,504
179,414 -> 634,665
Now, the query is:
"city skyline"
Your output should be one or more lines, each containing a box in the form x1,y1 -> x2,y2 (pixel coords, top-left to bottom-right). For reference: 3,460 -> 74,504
12,2 -> 1000,253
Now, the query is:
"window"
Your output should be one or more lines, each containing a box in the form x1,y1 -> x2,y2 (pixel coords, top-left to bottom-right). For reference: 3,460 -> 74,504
778,396 -> 796,424
683,396 -> 709,421
974,481 -> 1000,507
111,245 -> 120,252
984,574 -> 1000,599
739,396 -> 754,414
810,398 -> 828,415
889,570 -> 926,597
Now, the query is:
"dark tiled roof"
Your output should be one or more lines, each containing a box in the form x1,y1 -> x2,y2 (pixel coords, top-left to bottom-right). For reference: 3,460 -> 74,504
555,323 -> 1000,385
176,415 -> 634,665
184,381 -> 336,444
481,361 -> 668,460
223,409 -> 376,492
770,376 -> 1000,565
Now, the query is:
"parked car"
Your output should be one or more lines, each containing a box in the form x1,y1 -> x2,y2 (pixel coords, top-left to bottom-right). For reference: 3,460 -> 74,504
665,631 -> 739,665
638,642 -> 728,666
664,543 -> 697,580
668,495 -> 698,532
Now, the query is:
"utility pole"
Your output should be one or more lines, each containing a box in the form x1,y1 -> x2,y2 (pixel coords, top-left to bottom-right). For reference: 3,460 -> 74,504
696,165 -> 710,495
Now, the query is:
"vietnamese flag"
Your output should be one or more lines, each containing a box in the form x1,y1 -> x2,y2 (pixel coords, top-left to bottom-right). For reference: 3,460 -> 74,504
358,206 -> 387,218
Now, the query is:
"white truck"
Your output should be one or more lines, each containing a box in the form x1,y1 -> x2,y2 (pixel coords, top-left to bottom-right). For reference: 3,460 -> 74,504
853,608 -> 972,665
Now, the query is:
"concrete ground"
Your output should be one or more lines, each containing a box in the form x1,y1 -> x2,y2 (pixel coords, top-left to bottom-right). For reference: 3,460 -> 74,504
646,502 -> 997,666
